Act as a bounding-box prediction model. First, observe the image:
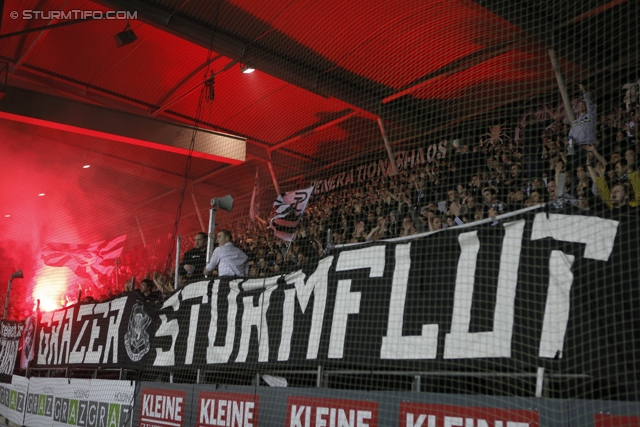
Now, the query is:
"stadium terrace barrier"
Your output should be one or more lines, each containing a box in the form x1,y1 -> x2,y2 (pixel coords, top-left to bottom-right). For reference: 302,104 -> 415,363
0,376 -> 639,426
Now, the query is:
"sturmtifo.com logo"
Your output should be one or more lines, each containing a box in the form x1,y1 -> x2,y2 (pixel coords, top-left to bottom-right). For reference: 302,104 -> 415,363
9,10 -> 137,20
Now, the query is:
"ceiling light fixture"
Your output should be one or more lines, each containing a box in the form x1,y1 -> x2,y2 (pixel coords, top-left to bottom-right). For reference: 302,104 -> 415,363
83,165 -> 90,168
204,72 -> 215,101
4,215 -> 9,218
241,64 -> 255,74
114,20 -> 137,47
38,193 -> 45,196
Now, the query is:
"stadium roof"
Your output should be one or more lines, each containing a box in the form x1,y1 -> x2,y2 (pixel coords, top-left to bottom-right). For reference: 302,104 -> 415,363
0,0 -> 637,276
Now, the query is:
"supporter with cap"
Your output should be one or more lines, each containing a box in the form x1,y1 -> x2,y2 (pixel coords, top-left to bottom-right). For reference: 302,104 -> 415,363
488,202 -> 506,218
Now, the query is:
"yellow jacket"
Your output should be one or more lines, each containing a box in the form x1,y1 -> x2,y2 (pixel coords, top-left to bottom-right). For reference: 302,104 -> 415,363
595,170 -> 640,209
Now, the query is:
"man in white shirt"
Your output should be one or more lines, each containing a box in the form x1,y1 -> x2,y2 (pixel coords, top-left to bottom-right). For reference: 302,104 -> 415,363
203,230 -> 248,277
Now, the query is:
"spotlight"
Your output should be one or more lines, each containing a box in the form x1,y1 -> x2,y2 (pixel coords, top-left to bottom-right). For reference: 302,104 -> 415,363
241,64 -> 255,74
114,21 -> 137,47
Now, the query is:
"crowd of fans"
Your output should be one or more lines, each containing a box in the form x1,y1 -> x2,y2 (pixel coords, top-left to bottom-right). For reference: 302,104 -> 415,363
211,90 -> 638,280
92,89 -> 639,302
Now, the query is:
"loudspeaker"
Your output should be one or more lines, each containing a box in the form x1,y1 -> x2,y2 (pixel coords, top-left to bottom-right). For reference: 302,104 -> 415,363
211,194 -> 234,212
114,29 -> 138,47
10,270 -> 22,279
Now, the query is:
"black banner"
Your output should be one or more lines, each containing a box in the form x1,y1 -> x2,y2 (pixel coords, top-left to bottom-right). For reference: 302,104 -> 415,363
32,208 -> 640,387
33,293 -> 154,370
0,320 -> 24,383
147,208 -> 639,381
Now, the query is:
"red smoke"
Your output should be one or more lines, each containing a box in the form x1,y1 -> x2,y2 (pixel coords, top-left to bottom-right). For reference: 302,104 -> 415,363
0,124 -> 174,318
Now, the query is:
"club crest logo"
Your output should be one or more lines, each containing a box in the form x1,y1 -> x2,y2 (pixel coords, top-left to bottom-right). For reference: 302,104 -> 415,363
124,302 -> 151,362
22,316 -> 36,361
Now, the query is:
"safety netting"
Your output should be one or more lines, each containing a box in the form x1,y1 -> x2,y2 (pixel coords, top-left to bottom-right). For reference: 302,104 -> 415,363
0,0 -> 638,426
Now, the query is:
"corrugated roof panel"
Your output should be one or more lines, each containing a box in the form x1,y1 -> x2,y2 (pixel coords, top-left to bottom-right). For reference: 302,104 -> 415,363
227,0 -> 521,89
168,68 -> 354,143
20,16 -> 214,106
0,0 -> 70,63
411,49 -> 581,101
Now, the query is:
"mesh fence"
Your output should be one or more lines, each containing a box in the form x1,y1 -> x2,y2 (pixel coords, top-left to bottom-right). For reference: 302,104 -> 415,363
0,0 -> 639,426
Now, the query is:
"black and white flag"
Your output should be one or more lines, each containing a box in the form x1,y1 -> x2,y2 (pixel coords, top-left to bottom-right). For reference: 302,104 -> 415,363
269,185 -> 314,241
0,321 -> 23,383
19,315 -> 36,371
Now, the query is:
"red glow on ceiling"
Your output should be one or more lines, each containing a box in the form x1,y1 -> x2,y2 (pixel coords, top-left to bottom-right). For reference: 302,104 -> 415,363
228,0 -> 521,89
411,49 -> 557,100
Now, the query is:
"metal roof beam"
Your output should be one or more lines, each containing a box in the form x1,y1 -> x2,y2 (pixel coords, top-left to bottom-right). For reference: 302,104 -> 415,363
0,86 -> 247,164
8,67 -> 312,170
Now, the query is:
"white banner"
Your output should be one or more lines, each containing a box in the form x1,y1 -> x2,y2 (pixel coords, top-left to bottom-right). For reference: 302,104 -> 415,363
24,378 -> 135,427
0,375 -> 29,425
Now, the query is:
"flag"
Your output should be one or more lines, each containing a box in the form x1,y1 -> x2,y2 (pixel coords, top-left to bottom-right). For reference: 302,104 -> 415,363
20,315 -> 36,371
249,167 -> 260,222
0,321 -> 22,382
269,186 -> 314,241
41,235 -> 126,285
